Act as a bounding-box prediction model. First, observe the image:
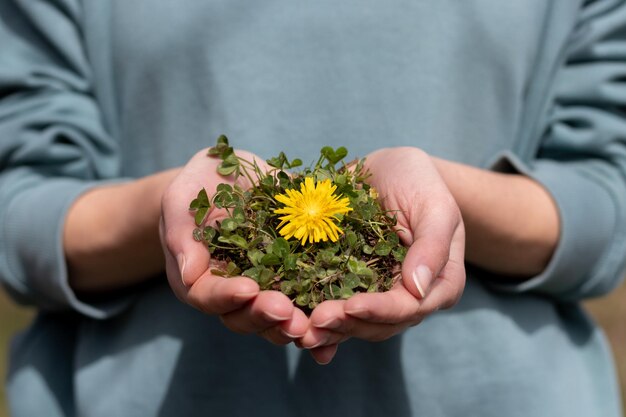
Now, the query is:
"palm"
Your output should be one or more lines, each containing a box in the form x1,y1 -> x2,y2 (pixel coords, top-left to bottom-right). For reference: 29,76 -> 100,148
161,148 -> 308,346
303,147 -> 466,364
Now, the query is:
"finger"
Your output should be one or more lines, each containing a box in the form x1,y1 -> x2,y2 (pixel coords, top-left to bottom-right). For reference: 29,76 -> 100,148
315,311 -> 410,341
187,274 -> 259,315
303,300 -> 347,347
343,284 -> 422,324
401,200 -> 461,299
346,225 -> 465,322
309,344 -> 339,365
162,231 -> 189,302
417,224 -> 466,314
257,308 -> 310,344
257,326 -> 295,346
161,149 -> 268,287
309,300 -> 346,330
219,290 -> 295,334
161,151 -> 219,286
299,326 -> 346,349
280,307 -> 310,338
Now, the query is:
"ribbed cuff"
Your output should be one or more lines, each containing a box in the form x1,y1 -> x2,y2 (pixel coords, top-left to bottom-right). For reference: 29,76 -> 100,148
486,151 -> 616,299
3,178 -> 132,319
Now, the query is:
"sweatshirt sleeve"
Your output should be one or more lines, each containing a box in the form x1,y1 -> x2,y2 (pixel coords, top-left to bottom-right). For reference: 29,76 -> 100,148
490,0 -> 626,301
0,0 -> 130,318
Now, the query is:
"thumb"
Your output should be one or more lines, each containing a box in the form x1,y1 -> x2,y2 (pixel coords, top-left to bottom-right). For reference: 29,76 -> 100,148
402,238 -> 449,299
401,219 -> 455,299
161,168 -> 212,287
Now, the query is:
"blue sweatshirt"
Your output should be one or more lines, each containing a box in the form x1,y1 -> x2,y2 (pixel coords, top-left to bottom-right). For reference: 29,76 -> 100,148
1,1 -> 625,416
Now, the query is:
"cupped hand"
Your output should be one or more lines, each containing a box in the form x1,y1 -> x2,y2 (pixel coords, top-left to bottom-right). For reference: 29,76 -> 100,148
301,147 -> 466,364
160,149 -> 308,345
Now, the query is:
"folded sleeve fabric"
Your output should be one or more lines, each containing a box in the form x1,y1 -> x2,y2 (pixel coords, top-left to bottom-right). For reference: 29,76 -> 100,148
0,0 -> 129,318
490,1 -> 626,301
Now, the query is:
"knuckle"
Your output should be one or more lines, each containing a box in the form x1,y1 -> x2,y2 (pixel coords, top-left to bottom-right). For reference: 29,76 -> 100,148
368,331 -> 394,342
439,277 -> 465,310
220,315 -> 249,335
187,289 -> 216,315
408,316 -> 424,327
160,186 -> 177,213
420,304 -> 439,316
394,302 -> 419,324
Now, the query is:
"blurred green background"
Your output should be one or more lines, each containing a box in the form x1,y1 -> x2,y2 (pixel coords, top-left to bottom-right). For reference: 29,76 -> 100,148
0,283 -> 624,416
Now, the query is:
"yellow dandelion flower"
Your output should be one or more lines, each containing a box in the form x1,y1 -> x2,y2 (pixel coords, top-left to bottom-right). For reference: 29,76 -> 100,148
273,177 -> 353,245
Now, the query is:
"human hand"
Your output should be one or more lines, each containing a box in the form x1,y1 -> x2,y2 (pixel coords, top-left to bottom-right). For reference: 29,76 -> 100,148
160,149 -> 309,345
300,147 -> 466,364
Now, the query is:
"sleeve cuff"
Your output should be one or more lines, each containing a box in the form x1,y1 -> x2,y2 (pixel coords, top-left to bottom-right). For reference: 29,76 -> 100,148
2,177 -> 133,319
485,151 -> 618,299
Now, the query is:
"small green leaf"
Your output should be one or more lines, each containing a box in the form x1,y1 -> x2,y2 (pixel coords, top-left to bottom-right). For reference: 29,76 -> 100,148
247,249 -> 264,266
267,152 -> 288,169
260,253 -> 281,266
272,238 -> 290,258
296,293 -> 310,307
216,134 -> 229,147
210,268 -> 228,277
218,235 -> 248,249
358,202 -> 376,221
202,226 -> 217,242
333,147 -> 348,162
343,273 -> 361,289
194,207 -> 209,226
374,241 -> 392,256
367,283 -> 379,293
280,280 -> 295,295
207,135 -> 230,155
220,218 -> 238,232
261,176 -> 275,188
347,258 -> 360,274
217,162 -> 238,176
216,183 -> 233,193
321,146 -> 334,161
232,207 -> 245,224
277,171 -> 291,188
248,236 -> 263,248
189,189 -> 210,210
243,265 -> 274,286
356,266 -> 374,279
242,266 -> 260,281
314,266 -> 327,278
345,231 -> 358,247
226,261 -> 241,276
393,246 -> 408,262
340,287 -> 354,299
257,267 -> 274,286
321,146 -> 348,164
289,158 -> 302,168
284,254 -> 297,271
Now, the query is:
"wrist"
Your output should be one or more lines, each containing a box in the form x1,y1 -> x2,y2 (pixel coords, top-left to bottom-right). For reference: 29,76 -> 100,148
431,157 -> 559,277
64,168 -> 181,292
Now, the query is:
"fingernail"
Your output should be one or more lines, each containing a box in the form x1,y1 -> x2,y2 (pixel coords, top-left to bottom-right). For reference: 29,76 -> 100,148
177,254 -> 187,285
314,356 -> 333,366
315,317 -> 341,330
263,311 -> 291,322
281,330 -> 302,339
344,306 -> 369,319
308,335 -> 331,349
412,265 -> 433,298
232,291 -> 257,302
